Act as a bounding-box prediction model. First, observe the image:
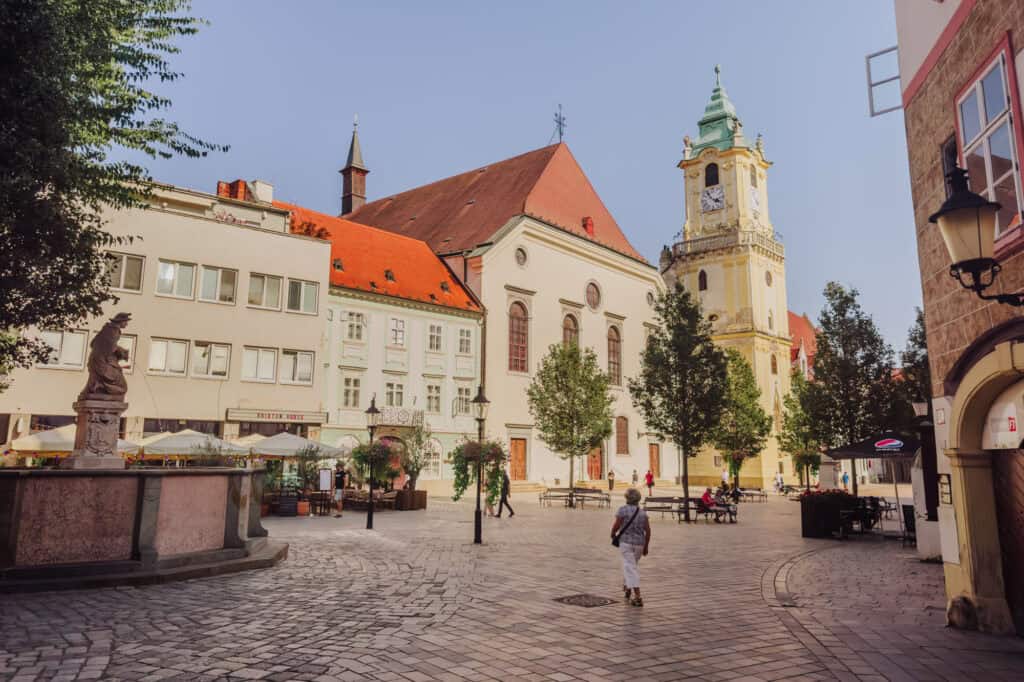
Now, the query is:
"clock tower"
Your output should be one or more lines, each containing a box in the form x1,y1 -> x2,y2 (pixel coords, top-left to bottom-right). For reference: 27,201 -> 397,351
660,65 -> 794,488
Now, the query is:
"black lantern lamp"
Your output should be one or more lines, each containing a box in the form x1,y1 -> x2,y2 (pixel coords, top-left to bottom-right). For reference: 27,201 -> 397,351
364,395 -> 381,530
930,167 -> 1022,305
471,385 -> 490,545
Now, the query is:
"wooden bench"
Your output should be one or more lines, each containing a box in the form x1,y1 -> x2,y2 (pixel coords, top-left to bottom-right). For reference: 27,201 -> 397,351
644,496 -> 684,519
691,498 -> 737,523
539,488 -> 574,506
739,488 -> 768,503
573,487 -> 610,508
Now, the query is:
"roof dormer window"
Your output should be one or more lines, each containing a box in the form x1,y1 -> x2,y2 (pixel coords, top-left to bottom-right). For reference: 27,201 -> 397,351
384,269 -> 395,282
332,258 -> 344,271
440,281 -> 450,292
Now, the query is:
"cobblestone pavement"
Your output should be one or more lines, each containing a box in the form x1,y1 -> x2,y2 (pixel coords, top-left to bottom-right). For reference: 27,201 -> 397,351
3,494 -> 1024,681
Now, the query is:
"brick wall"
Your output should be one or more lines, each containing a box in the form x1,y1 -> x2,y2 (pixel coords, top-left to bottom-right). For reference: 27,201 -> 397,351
903,0 -> 1024,398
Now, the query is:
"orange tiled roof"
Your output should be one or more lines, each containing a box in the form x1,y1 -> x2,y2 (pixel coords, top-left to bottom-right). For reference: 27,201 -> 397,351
273,200 -> 480,313
345,143 -> 646,263
788,311 -> 818,365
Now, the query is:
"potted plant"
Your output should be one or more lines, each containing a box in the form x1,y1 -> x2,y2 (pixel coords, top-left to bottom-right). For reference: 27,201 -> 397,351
398,422 -> 433,510
450,438 -> 507,510
799,488 -> 857,538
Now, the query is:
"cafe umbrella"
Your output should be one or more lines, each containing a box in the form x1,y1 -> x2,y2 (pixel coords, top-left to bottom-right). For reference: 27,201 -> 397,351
826,430 -> 921,534
12,424 -> 139,458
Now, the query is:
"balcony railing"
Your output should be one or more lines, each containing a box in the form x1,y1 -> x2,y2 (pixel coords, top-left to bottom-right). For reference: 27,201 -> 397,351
672,230 -> 784,259
378,407 -> 423,428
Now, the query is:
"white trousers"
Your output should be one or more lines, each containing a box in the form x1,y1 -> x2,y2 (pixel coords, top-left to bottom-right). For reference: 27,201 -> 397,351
619,542 -> 643,589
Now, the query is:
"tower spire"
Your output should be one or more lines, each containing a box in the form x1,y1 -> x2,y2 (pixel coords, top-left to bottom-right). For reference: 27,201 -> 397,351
684,65 -> 743,159
340,114 -> 369,214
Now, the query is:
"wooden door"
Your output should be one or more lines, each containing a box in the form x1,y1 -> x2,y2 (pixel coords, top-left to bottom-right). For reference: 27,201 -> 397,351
510,438 -> 527,481
587,446 -> 603,481
992,449 -> 1024,635
649,443 -> 661,479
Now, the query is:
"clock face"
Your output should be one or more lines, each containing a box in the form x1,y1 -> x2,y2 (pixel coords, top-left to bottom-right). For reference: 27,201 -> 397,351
749,187 -> 760,213
700,186 -> 725,212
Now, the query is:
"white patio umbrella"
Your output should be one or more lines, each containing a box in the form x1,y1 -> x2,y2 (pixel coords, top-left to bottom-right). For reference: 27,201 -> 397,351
141,429 -> 249,457
11,424 -> 139,456
250,432 -> 344,459
231,433 -> 267,449
138,431 -> 174,446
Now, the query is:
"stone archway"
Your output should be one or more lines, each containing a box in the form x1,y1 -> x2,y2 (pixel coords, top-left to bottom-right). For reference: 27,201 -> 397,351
943,339 -> 1024,634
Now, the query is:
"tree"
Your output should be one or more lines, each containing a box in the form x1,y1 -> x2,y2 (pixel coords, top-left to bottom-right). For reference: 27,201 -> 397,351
293,445 -> 327,493
629,283 -> 728,520
0,0 -> 224,390
805,282 -> 898,495
351,441 -> 392,489
713,350 -> 772,489
898,308 -> 932,412
779,371 -> 824,490
400,421 -> 433,491
527,342 -> 613,507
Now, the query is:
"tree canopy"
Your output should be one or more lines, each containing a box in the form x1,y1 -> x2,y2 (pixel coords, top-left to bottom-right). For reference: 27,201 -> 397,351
778,370 -> 823,489
0,0 -> 224,388
712,349 -> 772,488
527,342 -> 613,497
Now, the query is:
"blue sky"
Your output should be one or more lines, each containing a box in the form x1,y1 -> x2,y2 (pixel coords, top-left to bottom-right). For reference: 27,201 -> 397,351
141,0 -> 917,350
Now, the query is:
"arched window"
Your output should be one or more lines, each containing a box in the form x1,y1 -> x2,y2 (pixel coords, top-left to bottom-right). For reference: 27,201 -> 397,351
705,163 -> 719,187
749,164 -> 757,188
771,355 -> 778,374
607,326 -> 622,385
616,416 -> 629,454
698,270 -> 708,292
562,314 -> 579,347
768,310 -> 774,330
422,438 -> 443,479
508,302 -> 528,372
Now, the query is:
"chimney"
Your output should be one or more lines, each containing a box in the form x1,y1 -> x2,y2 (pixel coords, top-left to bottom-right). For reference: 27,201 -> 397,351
582,216 -> 595,237
340,115 -> 369,214
250,180 -> 273,203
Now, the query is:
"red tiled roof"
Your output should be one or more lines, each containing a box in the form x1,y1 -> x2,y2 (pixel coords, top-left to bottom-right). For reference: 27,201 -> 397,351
273,200 -> 480,313
788,311 -> 818,365
344,143 -> 646,262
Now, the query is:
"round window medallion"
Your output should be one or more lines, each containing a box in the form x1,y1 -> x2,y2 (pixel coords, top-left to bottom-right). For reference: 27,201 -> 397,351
709,314 -> 719,323
765,270 -> 773,286
586,282 -> 601,310
646,291 -> 655,307
515,247 -> 528,266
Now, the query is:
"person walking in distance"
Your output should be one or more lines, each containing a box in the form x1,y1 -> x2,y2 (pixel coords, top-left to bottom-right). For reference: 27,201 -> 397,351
333,462 -> 346,518
611,488 -> 651,607
644,469 -> 654,496
607,469 -> 616,491
496,469 -> 514,517
632,469 -> 639,486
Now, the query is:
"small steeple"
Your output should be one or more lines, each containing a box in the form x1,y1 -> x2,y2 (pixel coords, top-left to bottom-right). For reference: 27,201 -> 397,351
340,114 -> 369,214
685,65 -> 744,159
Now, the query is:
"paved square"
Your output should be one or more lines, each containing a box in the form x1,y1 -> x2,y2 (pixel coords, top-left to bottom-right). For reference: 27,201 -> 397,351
3,494 -> 1024,681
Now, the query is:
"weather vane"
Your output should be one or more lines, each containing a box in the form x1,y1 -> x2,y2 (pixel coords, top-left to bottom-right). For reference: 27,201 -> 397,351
553,104 -> 567,143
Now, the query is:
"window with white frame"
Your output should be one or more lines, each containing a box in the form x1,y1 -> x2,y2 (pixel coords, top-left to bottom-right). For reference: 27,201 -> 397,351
423,439 -> 443,479
426,384 -> 441,413
192,342 -> 230,378
106,253 -> 144,292
199,266 -> 238,304
38,330 -> 87,368
428,324 -> 443,352
248,274 -> 282,309
342,376 -> 361,408
458,328 -> 472,354
148,338 -> 188,375
713,454 -> 723,468
958,51 -> 1023,235
155,260 -> 196,298
242,347 -> 277,382
116,334 -> 136,372
389,318 -> 406,346
455,385 -> 472,415
386,381 -> 404,407
346,312 -> 365,341
286,279 -> 318,314
280,350 -> 314,385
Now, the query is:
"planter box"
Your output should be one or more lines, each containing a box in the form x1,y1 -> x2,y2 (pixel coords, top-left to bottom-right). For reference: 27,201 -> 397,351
296,500 -> 310,516
800,495 -> 856,538
395,489 -> 428,511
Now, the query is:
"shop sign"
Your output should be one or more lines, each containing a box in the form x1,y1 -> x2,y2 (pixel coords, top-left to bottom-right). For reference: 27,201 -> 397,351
225,408 -> 327,424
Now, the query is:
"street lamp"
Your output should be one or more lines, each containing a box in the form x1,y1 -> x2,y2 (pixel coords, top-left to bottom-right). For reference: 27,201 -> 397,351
929,167 -> 1021,305
471,385 -> 490,545
365,395 -> 381,530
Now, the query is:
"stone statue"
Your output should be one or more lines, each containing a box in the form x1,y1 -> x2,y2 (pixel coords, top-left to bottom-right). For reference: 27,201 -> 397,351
79,312 -> 131,400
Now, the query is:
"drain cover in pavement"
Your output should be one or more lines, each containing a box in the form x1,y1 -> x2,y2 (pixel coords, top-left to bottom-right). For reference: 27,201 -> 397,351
553,594 -> 616,608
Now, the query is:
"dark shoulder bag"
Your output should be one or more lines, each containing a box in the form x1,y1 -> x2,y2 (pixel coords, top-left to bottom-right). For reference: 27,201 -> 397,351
612,507 -> 641,547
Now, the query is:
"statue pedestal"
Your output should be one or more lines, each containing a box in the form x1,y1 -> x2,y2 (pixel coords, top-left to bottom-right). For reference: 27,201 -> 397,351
60,398 -> 128,470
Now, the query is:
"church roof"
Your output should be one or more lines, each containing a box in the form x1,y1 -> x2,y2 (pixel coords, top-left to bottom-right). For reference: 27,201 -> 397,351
344,143 -> 646,262
788,311 -> 818,366
273,200 -> 480,313
686,65 -> 749,160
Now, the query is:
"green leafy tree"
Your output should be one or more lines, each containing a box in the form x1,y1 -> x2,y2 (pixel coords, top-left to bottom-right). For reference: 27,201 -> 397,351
351,441 -> 392,489
527,342 -> 613,506
779,371 -> 824,490
713,350 -> 772,489
293,445 -> 327,493
805,282 -> 899,495
400,421 -> 433,491
0,0 -> 225,389
629,283 -> 728,520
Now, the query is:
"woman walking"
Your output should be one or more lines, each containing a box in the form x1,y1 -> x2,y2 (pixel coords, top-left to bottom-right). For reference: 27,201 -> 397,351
611,488 -> 651,607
